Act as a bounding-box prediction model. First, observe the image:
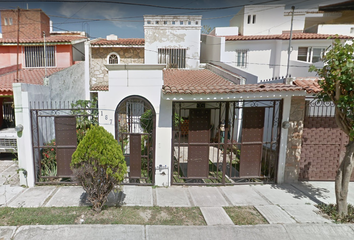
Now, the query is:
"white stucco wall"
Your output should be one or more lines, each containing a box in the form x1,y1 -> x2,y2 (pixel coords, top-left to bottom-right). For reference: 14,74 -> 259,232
200,35 -> 225,64
318,24 -> 354,36
144,15 -> 202,69
99,64 -> 172,186
210,27 -> 239,36
220,38 -> 333,81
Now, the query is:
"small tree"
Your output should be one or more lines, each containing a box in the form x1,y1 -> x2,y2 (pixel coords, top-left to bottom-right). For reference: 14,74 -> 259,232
71,125 -> 127,212
310,38 -> 354,216
201,25 -> 212,35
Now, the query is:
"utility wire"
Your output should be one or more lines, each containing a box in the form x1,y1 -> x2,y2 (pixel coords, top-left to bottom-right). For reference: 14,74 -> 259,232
3,0 -> 283,10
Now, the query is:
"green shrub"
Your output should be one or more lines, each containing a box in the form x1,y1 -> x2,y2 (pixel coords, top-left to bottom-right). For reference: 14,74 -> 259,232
71,125 -> 127,212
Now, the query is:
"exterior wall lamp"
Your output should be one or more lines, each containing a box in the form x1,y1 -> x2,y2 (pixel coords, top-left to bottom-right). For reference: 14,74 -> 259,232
282,121 -> 291,129
15,124 -> 24,132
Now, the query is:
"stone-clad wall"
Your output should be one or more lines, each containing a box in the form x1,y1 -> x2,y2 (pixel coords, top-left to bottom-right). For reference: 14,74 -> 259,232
90,47 -> 144,87
284,96 -> 306,182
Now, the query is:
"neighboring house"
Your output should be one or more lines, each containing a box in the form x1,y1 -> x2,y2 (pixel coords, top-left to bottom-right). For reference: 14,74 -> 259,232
0,8 -> 87,127
201,4 -> 353,82
86,34 -> 144,93
144,15 -> 202,69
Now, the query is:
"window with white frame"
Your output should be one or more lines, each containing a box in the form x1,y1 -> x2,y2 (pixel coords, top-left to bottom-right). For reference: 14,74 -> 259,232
24,46 -> 55,68
297,47 -> 326,63
107,52 -> 120,64
158,48 -> 186,68
236,50 -> 248,68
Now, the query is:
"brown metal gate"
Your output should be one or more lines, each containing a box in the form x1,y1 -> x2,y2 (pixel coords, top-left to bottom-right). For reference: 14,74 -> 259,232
299,100 -> 353,181
240,107 -> 265,177
187,109 -> 210,178
55,117 -> 77,177
172,100 -> 282,185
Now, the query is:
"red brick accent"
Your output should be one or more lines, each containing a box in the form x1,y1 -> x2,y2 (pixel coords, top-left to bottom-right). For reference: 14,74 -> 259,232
1,9 -> 50,39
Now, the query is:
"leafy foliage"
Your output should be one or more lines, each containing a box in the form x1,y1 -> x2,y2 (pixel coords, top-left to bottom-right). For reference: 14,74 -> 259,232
316,203 -> 354,223
71,98 -> 98,143
140,109 -> 153,133
40,139 -> 57,178
201,25 -> 212,34
310,38 -> 354,217
310,38 -> 354,139
71,125 -> 127,212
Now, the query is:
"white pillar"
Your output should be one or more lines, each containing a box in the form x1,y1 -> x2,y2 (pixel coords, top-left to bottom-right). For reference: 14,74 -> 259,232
13,84 -> 35,187
84,41 -> 91,100
154,98 -> 172,186
277,96 -> 291,184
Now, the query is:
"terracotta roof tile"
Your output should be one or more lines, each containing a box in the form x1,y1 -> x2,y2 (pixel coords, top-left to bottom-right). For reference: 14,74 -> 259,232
0,35 -> 87,44
224,33 -> 352,41
0,68 -> 65,95
162,69 -> 303,94
293,78 -> 322,93
91,38 -> 145,46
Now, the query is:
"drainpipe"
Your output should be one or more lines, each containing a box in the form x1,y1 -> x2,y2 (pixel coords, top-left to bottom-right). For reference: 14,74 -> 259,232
286,6 -> 295,78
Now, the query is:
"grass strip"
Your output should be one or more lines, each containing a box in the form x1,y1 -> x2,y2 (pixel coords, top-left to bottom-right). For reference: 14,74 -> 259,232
0,206 -> 206,226
223,206 -> 268,225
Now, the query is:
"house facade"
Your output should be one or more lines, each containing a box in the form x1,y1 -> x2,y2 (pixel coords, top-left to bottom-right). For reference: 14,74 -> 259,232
93,15 -> 309,186
0,8 -> 87,128
201,4 -> 353,82
12,5 -> 354,187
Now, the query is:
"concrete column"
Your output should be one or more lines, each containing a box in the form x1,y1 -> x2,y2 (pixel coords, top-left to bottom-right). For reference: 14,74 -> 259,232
84,41 -> 91,100
155,98 -> 172,186
277,95 -> 291,184
284,96 -> 305,183
13,84 -> 35,187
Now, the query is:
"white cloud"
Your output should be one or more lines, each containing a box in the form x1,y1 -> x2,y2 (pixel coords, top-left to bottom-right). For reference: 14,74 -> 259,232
58,3 -> 139,28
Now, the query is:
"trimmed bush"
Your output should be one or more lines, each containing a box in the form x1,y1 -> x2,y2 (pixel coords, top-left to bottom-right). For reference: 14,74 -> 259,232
71,125 -> 127,212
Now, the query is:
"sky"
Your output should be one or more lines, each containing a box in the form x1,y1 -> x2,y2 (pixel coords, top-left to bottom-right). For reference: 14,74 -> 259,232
0,0 -> 348,39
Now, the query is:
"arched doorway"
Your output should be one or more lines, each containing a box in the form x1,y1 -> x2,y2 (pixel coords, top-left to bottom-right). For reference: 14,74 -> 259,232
115,96 -> 156,185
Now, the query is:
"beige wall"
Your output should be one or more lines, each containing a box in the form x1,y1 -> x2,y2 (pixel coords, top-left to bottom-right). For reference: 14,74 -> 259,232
284,96 -> 306,183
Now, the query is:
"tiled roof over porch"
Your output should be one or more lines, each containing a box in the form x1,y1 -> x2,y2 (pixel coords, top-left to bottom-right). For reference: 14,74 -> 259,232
162,69 -> 304,94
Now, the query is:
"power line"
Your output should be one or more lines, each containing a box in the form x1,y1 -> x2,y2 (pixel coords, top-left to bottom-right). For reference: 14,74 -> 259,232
2,0 -> 283,10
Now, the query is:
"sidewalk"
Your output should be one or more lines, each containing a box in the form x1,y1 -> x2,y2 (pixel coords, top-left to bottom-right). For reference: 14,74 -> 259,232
2,183 -> 354,225
1,223 -> 354,240
1,159 -> 354,239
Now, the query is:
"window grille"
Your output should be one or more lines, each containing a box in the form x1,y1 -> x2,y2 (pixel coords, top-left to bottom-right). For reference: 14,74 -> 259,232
108,54 -> 119,64
158,48 -> 186,68
25,46 -> 55,68
236,49 -> 248,68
